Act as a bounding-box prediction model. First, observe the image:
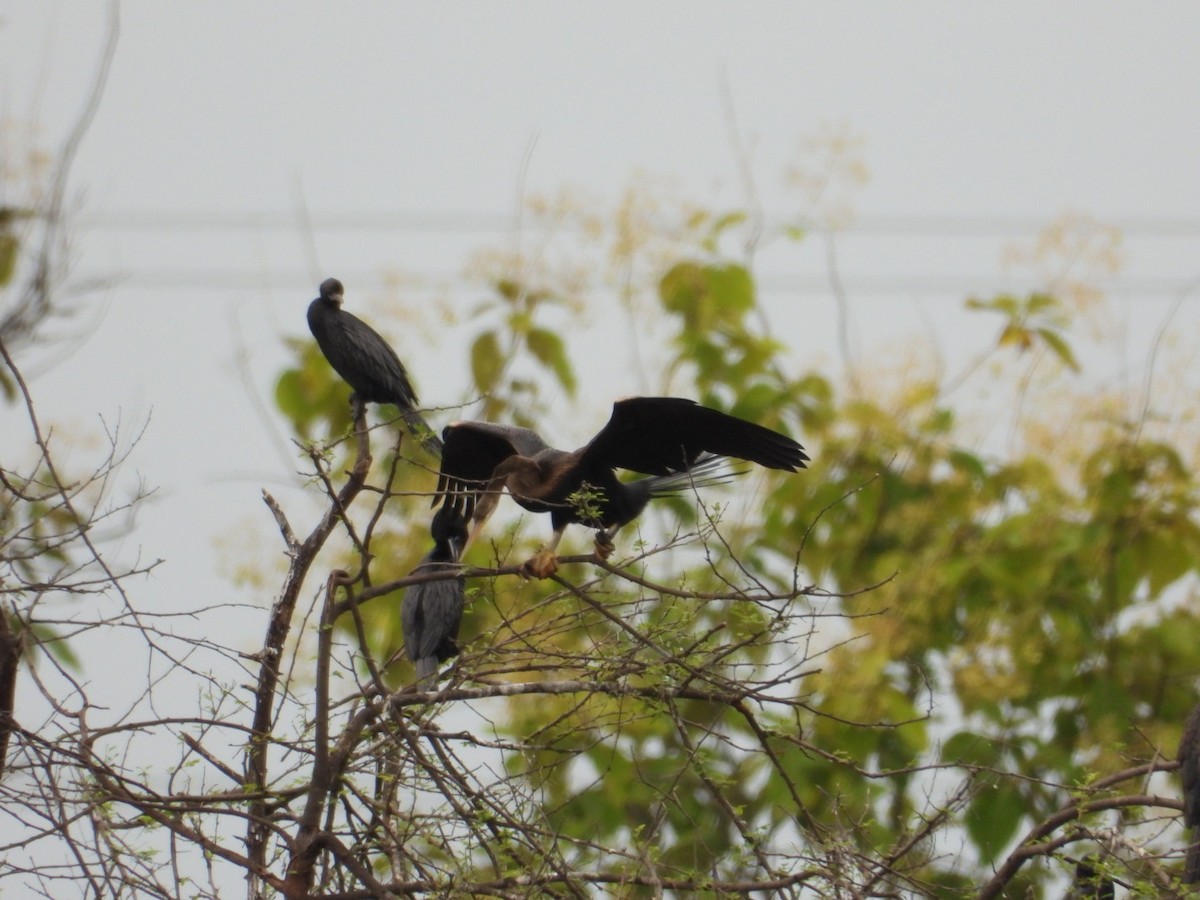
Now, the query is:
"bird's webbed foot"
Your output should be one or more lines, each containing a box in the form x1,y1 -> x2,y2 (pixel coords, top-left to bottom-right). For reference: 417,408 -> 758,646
593,530 -> 616,561
522,547 -> 559,579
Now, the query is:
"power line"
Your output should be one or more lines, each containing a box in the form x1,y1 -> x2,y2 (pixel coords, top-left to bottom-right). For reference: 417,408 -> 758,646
73,210 -> 1200,238
77,210 -> 513,234
75,268 -> 1200,297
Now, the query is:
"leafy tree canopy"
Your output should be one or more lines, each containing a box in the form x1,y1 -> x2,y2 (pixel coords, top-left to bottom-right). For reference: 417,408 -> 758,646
269,191 -> 1200,896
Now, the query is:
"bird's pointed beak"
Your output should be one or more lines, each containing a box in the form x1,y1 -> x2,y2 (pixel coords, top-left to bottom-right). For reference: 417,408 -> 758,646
329,292 -> 344,307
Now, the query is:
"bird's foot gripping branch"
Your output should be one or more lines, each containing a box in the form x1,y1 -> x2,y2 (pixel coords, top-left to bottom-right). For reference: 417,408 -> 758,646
520,546 -> 561,580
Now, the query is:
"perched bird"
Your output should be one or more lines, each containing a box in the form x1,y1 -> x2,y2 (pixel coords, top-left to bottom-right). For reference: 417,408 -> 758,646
435,396 -> 808,577
401,504 -> 469,685
306,277 -> 442,455
1179,702 -> 1200,882
1065,859 -> 1114,899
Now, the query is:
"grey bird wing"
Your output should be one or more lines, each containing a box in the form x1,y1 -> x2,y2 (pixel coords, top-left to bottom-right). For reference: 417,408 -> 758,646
405,575 -> 465,661
400,578 -> 421,661
401,561 -> 466,688
434,421 -> 550,517
580,396 -> 809,476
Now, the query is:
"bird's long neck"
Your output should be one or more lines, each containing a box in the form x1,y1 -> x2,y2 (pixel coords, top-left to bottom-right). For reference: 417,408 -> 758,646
501,452 -> 574,504
458,455 -> 551,556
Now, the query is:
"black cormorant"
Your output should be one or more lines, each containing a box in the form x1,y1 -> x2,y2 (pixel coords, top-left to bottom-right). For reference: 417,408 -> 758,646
435,396 -> 808,577
401,504 -> 469,685
1180,702 -> 1200,882
307,277 -> 442,455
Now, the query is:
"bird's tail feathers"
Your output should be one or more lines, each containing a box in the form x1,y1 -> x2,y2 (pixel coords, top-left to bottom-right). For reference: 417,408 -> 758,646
402,409 -> 445,457
414,656 -> 439,688
643,454 -> 743,498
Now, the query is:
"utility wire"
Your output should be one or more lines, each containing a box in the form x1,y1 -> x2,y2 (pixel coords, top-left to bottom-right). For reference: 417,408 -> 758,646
73,210 -> 1200,238
72,268 -> 1200,297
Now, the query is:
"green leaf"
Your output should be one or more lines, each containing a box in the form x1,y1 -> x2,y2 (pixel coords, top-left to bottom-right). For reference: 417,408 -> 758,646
0,232 -> 18,288
29,622 -> 80,671
711,210 -> 747,235
702,211 -> 748,252
659,262 -> 705,316
526,327 -> 577,396
965,778 -> 1026,863
966,294 -> 1020,316
1035,327 -> 1080,372
495,278 -> 521,303
273,368 -> 309,424
706,263 -> 755,316
947,449 -> 988,483
943,731 -> 1001,768
1025,291 -> 1059,314
998,322 -> 1032,350
470,330 -> 504,393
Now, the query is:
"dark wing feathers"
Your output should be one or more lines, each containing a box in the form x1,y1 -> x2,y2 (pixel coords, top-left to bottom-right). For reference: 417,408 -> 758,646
402,506 -> 469,682
433,399 -> 806,525
435,421 -> 543,516
401,554 -> 466,681
403,576 -> 465,663
436,422 -> 525,487
450,421 -> 550,459
582,397 -> 808,476
322,308 -> 419,408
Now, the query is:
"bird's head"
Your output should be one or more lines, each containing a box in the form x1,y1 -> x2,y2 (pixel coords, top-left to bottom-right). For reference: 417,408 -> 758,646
318,277 -> 345,307
431,504 -> 470,560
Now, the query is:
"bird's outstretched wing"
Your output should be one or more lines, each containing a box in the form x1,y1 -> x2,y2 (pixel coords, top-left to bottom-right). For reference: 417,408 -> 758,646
434,421 -> 549,518
581,397 -> 808,476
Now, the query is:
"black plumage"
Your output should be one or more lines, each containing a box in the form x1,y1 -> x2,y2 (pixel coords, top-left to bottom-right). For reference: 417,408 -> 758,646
435,396 -> 808,577
307,277 -> 442,455
1180,702 -> 1200,882
401,505 -> 469,685
1065,859 -> 1114,899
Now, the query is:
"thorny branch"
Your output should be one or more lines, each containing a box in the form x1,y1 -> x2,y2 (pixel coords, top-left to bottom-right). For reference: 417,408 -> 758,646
1,0 -> 120,347
0,340 -> 159,785
977,759 -> 1184,900
245,409 -> 371,897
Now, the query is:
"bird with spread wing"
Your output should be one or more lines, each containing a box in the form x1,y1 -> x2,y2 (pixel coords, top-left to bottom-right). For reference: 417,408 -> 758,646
433,396 -> 808,578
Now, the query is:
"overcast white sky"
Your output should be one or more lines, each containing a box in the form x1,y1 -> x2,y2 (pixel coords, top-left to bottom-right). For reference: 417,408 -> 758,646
2,1 -> 1200,703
